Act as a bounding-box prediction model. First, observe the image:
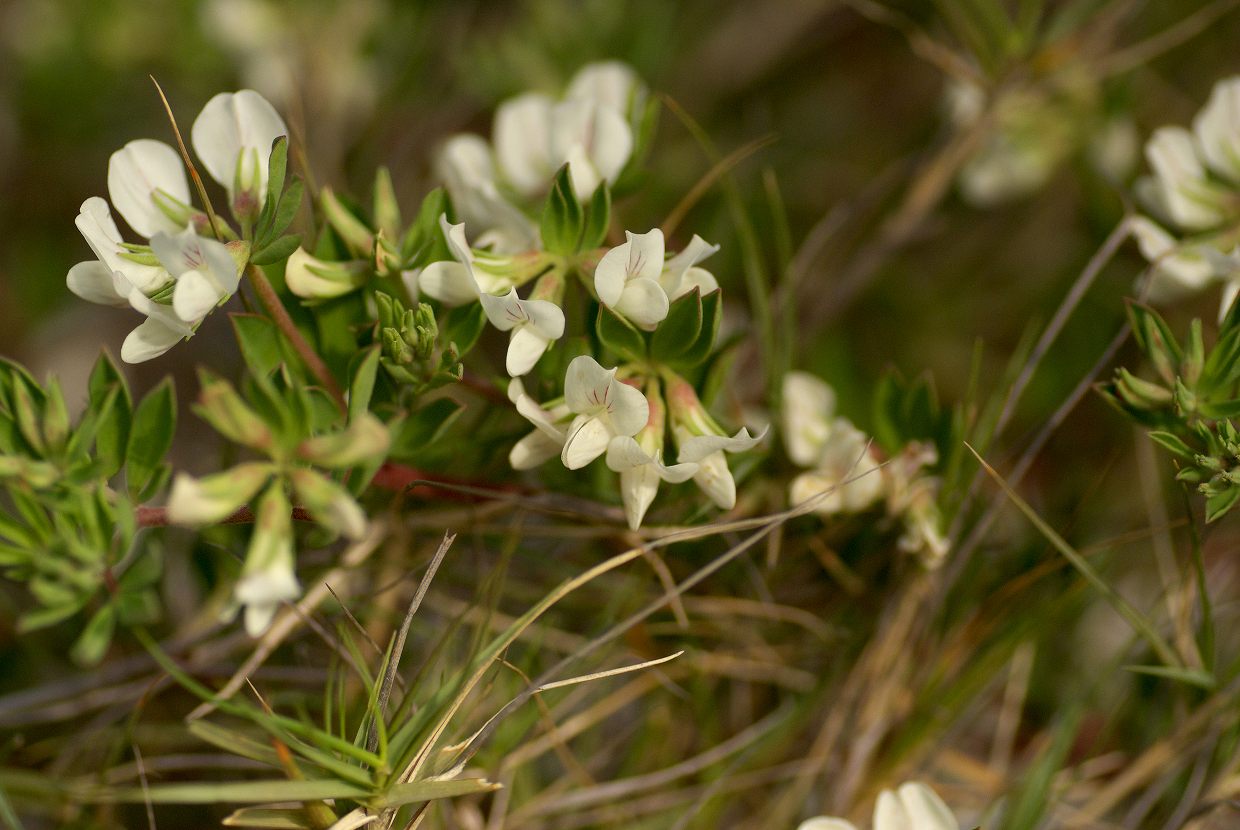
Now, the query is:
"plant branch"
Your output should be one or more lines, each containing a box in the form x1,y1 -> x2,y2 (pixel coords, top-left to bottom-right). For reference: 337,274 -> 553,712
246,263 -> 346,411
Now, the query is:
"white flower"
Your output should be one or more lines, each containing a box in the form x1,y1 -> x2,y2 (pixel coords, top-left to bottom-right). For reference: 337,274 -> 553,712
561,356 -> 649,469
1142,126 -> 1228,230
1129,216 -> 1214,301
658,234 -> 720,299
495,93 -> 633,201
435,134 -> 537,255
479,288 -> 565,376
507,378 -> 571,470
565,61 -> 644,117
675,425 -> 766,510
796,781 -> 959,830
419,215 -> 518,306
107,139 -> 192,238
234,483 -> 300,637
782,372 -> 885,516
594,229 -> 670,327
604,390 -> 697,529
191,89 -> 287,215
150,227 -> 243,323
284,247 -> 368,300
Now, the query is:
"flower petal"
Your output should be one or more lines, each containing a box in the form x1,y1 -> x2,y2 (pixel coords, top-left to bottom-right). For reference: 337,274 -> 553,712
678,426 -> 767,463
692,450 -> 736,510
608,379 -> 651,437
564,356 -> 617,414
74,197 -> 168,293
479,288 -> 526,332
67,261 -> 129,307
1146,127 -> 1224,230
605,435 -> 654,471
419,261 -> 480,306
615,277 -> 670,327
506,324 -> 550,376
173,270 -> 226,322
795,820 -> 859,830
191,89 -> 287,196
494,92 -> 554,197
510,429 -> 562,469
108,139 -> 191,238
1130,216 -> 1216,299
561,414 -> 611,469
782,371 -> 836,467
566,61 -> 641,114
1193,76 -> 1240,185
121,316 -> 187,363
620,462 -> 660,529
594,242 -> 632,307
895,782 -> 958,830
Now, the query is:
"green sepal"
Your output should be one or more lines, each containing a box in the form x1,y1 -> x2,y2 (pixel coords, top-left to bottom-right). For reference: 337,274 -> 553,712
580,182 -> 611,251
539,164 -> 584,256
442,303 -> 487,356
650,287 -> 703,364
251,233 -> 303,267
665,288 -> 721,371
596,304 -> 646,363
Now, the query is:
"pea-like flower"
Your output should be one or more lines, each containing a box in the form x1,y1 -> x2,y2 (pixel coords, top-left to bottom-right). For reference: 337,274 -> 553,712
191,88 -> 288,221
479,288 -> 565,376
419,216 -> 523,305
1132,76 -> 1240,311
561,356 -> 649,470
594,229 -> 670,328
782,371 -> 884,516
605,385 -> 698,529
507,379 -> 571,470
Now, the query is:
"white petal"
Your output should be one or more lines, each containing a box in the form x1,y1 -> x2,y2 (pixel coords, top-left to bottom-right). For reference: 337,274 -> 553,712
108,139 -> 190,238
620,463 -> 660,530
191,89 -> 287,195
678,426 -> 768,463
439,215 -> 475,267
436,134 -> 498,192
479,288 -> 526,332
1193,77 -> 1240,184
506,325 -> 550,376
782,372 -> 836,467
605,435 -> 654,471
1221,281 -> 1240,323
121,317 -> 187,363
678,267 -> 718,297
1130,216 -> 1216,299
562,142 -> 603,202
523,298 -> 565,339
494,93 -> 554,197
551,98 -> 632,189
562,414 -> 612,469
608,379 -> 650,437
565,356 -> 617,414
873,789 -> 911,830
626,229 -> 665,281
656,456 -> 699,483
796,821 -> 858,830
419,261 -> 480,306
790,471 -> 844,515
74,198 -> 169,293
566,61 -> 640,113
691,450 -> 736,510
67,261 -> 128,306
510,430 -> 562,469
595,242 -> 632,307
895,782 -> 958,830
174,270 -> 226,322
616,277 -> 670,327
662,234 -> 719,294
1146,127 -> 1224,229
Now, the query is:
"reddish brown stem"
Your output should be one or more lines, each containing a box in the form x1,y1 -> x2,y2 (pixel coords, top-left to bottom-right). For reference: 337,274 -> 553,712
247,264 -> 346,410
137,505 -> 316,527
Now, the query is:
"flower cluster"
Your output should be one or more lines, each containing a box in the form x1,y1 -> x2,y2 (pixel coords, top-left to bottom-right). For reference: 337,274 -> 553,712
1131,76 -> 1240,314
67,89 -> 289,362
782,372 -> 948,565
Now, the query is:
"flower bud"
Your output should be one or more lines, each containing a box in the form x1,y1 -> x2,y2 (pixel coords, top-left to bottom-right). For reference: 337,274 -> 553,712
284,247 -> 368,300
167,463 -> 274,526
372,166 -> 401,240
297,413 -> 390,468
289,468 -> 368,540
320,186 -> 374,256
195,372 -> 274,451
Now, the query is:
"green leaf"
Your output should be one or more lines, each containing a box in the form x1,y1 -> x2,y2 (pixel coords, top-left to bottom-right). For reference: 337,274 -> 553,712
126,379 -> 176,500
259,179 -> 304,249
390,399 -> 464,460
250,234 -> 302,267
650,287 -> 703,363
1147,430 -> 1194,460
70,604 -> 116,666
666,289 -> 721,370
265,136 -> 288,218
348,346 -> 382,423
580,182 -> 611,250
1205,486 -> 1240,523
1122,664 -> 1215,688
232,314 -> 286,378
539,164 -> 584,256
188,721 -> 281,767
596,304 -> 646,363
442,303 -> 487,356
404,188 -> 451,265
87,352 -> 131,478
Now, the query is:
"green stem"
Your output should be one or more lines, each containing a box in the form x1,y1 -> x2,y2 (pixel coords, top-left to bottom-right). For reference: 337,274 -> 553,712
246,264 -> 346,411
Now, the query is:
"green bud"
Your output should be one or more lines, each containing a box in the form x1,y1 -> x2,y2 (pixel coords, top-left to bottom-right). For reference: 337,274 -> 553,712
284,247 -> 368,300
195,373 -> 274,452
297,413 -> 390,469
289,468 -> 367,540
383,328 -> 414,364
372,167 -> 401,240
1115,369 -> 1173,410
166,462 -> 274,526
232,147 -> 264,225
320,186 -> 374,256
